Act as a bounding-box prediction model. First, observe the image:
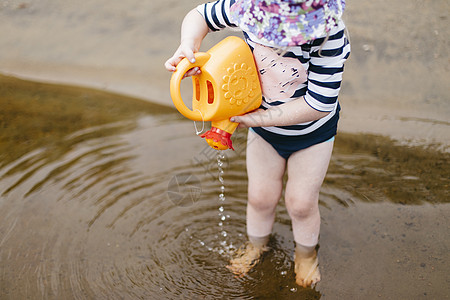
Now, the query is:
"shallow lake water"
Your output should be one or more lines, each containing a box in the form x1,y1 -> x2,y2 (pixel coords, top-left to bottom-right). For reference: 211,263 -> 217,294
0,75 -> 449,299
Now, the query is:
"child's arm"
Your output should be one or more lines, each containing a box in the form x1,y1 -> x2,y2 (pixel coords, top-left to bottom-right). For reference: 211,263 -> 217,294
230,98 -> 330,128
233,24 -> 350,129
164,8 -> 209,75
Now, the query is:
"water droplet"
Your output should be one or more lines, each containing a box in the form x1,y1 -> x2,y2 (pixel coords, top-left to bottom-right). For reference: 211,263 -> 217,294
216,150 -> 231,254
281,271 -> 287,276
290,287 -> 297,293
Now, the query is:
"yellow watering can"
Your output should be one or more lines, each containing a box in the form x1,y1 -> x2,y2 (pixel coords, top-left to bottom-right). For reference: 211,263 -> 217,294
170,36 -> 262,150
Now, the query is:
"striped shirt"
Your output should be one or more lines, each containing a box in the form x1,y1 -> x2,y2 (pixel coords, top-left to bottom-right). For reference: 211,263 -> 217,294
197,0 -> 351,139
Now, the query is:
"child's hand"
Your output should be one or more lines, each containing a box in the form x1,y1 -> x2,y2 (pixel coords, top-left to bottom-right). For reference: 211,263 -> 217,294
164,8 -> 208,77
230,115 -> 251,129
232,99 -> 330,129
164,41 -> 202,78
230,109 -> 265,128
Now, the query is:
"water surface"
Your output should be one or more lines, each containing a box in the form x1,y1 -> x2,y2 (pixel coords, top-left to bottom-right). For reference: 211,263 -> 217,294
0,75 -> 448,299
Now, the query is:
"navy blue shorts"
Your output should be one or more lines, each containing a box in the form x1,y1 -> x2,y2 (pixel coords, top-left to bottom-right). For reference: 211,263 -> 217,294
250,109 -> 339,159
251,127 -> 336,159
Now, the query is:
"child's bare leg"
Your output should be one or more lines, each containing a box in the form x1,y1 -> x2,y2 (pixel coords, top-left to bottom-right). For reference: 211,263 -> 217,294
285,140 -> 334,287
227,130 -> 285,276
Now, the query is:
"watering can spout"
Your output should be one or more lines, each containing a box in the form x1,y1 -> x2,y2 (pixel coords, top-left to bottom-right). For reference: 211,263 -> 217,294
200,119 -> 239,150
169,36 -> 262,150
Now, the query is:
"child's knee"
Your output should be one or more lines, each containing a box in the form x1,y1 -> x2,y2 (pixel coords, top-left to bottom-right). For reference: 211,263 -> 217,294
248,186 -> 280,212
285,194 -> 319,218
248,180 -> 282,211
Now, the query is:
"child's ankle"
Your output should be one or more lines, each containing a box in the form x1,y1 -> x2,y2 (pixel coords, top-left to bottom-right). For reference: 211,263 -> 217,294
248,234 -> 270,249
295,243 -> 317,259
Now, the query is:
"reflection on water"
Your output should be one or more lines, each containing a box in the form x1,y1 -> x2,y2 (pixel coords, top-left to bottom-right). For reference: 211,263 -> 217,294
0,75 -> 448,299
326,133 -> 449,205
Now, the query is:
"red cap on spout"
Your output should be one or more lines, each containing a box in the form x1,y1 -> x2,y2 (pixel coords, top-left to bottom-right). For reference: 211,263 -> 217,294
200,127 -> 234,150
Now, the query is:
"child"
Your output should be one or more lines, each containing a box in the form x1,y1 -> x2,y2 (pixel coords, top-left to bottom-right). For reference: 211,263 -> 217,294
165,0 -> 350,288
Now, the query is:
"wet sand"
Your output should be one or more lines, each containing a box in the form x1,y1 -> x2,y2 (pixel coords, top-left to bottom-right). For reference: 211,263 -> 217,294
0,0 -> 449,150
0,0 -> 449,299
0,75 -> 449,299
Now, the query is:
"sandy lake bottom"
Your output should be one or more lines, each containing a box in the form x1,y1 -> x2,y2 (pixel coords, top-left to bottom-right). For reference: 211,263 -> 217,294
0,76 -> 448,299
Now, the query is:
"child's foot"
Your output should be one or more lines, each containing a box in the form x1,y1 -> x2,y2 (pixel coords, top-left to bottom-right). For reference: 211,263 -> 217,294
294,247 -> 321,288
226,242 -> 268,276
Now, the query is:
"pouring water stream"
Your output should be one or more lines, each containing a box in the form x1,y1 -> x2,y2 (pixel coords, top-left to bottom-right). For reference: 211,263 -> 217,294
216,150 -> 236,255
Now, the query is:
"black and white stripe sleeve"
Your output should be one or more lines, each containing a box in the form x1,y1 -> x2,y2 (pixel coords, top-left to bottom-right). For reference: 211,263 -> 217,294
304,22 -> 351,112
196,0 -> 238,31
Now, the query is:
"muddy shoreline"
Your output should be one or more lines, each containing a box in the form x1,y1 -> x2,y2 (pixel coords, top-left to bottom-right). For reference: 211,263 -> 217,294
0,75 -> 449,299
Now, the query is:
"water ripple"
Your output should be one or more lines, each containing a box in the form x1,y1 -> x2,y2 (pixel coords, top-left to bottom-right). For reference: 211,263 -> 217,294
1,79 -> 448,299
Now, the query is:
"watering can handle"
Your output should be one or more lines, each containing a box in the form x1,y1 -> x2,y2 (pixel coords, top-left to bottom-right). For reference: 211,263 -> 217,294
170,52 -> 211,121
